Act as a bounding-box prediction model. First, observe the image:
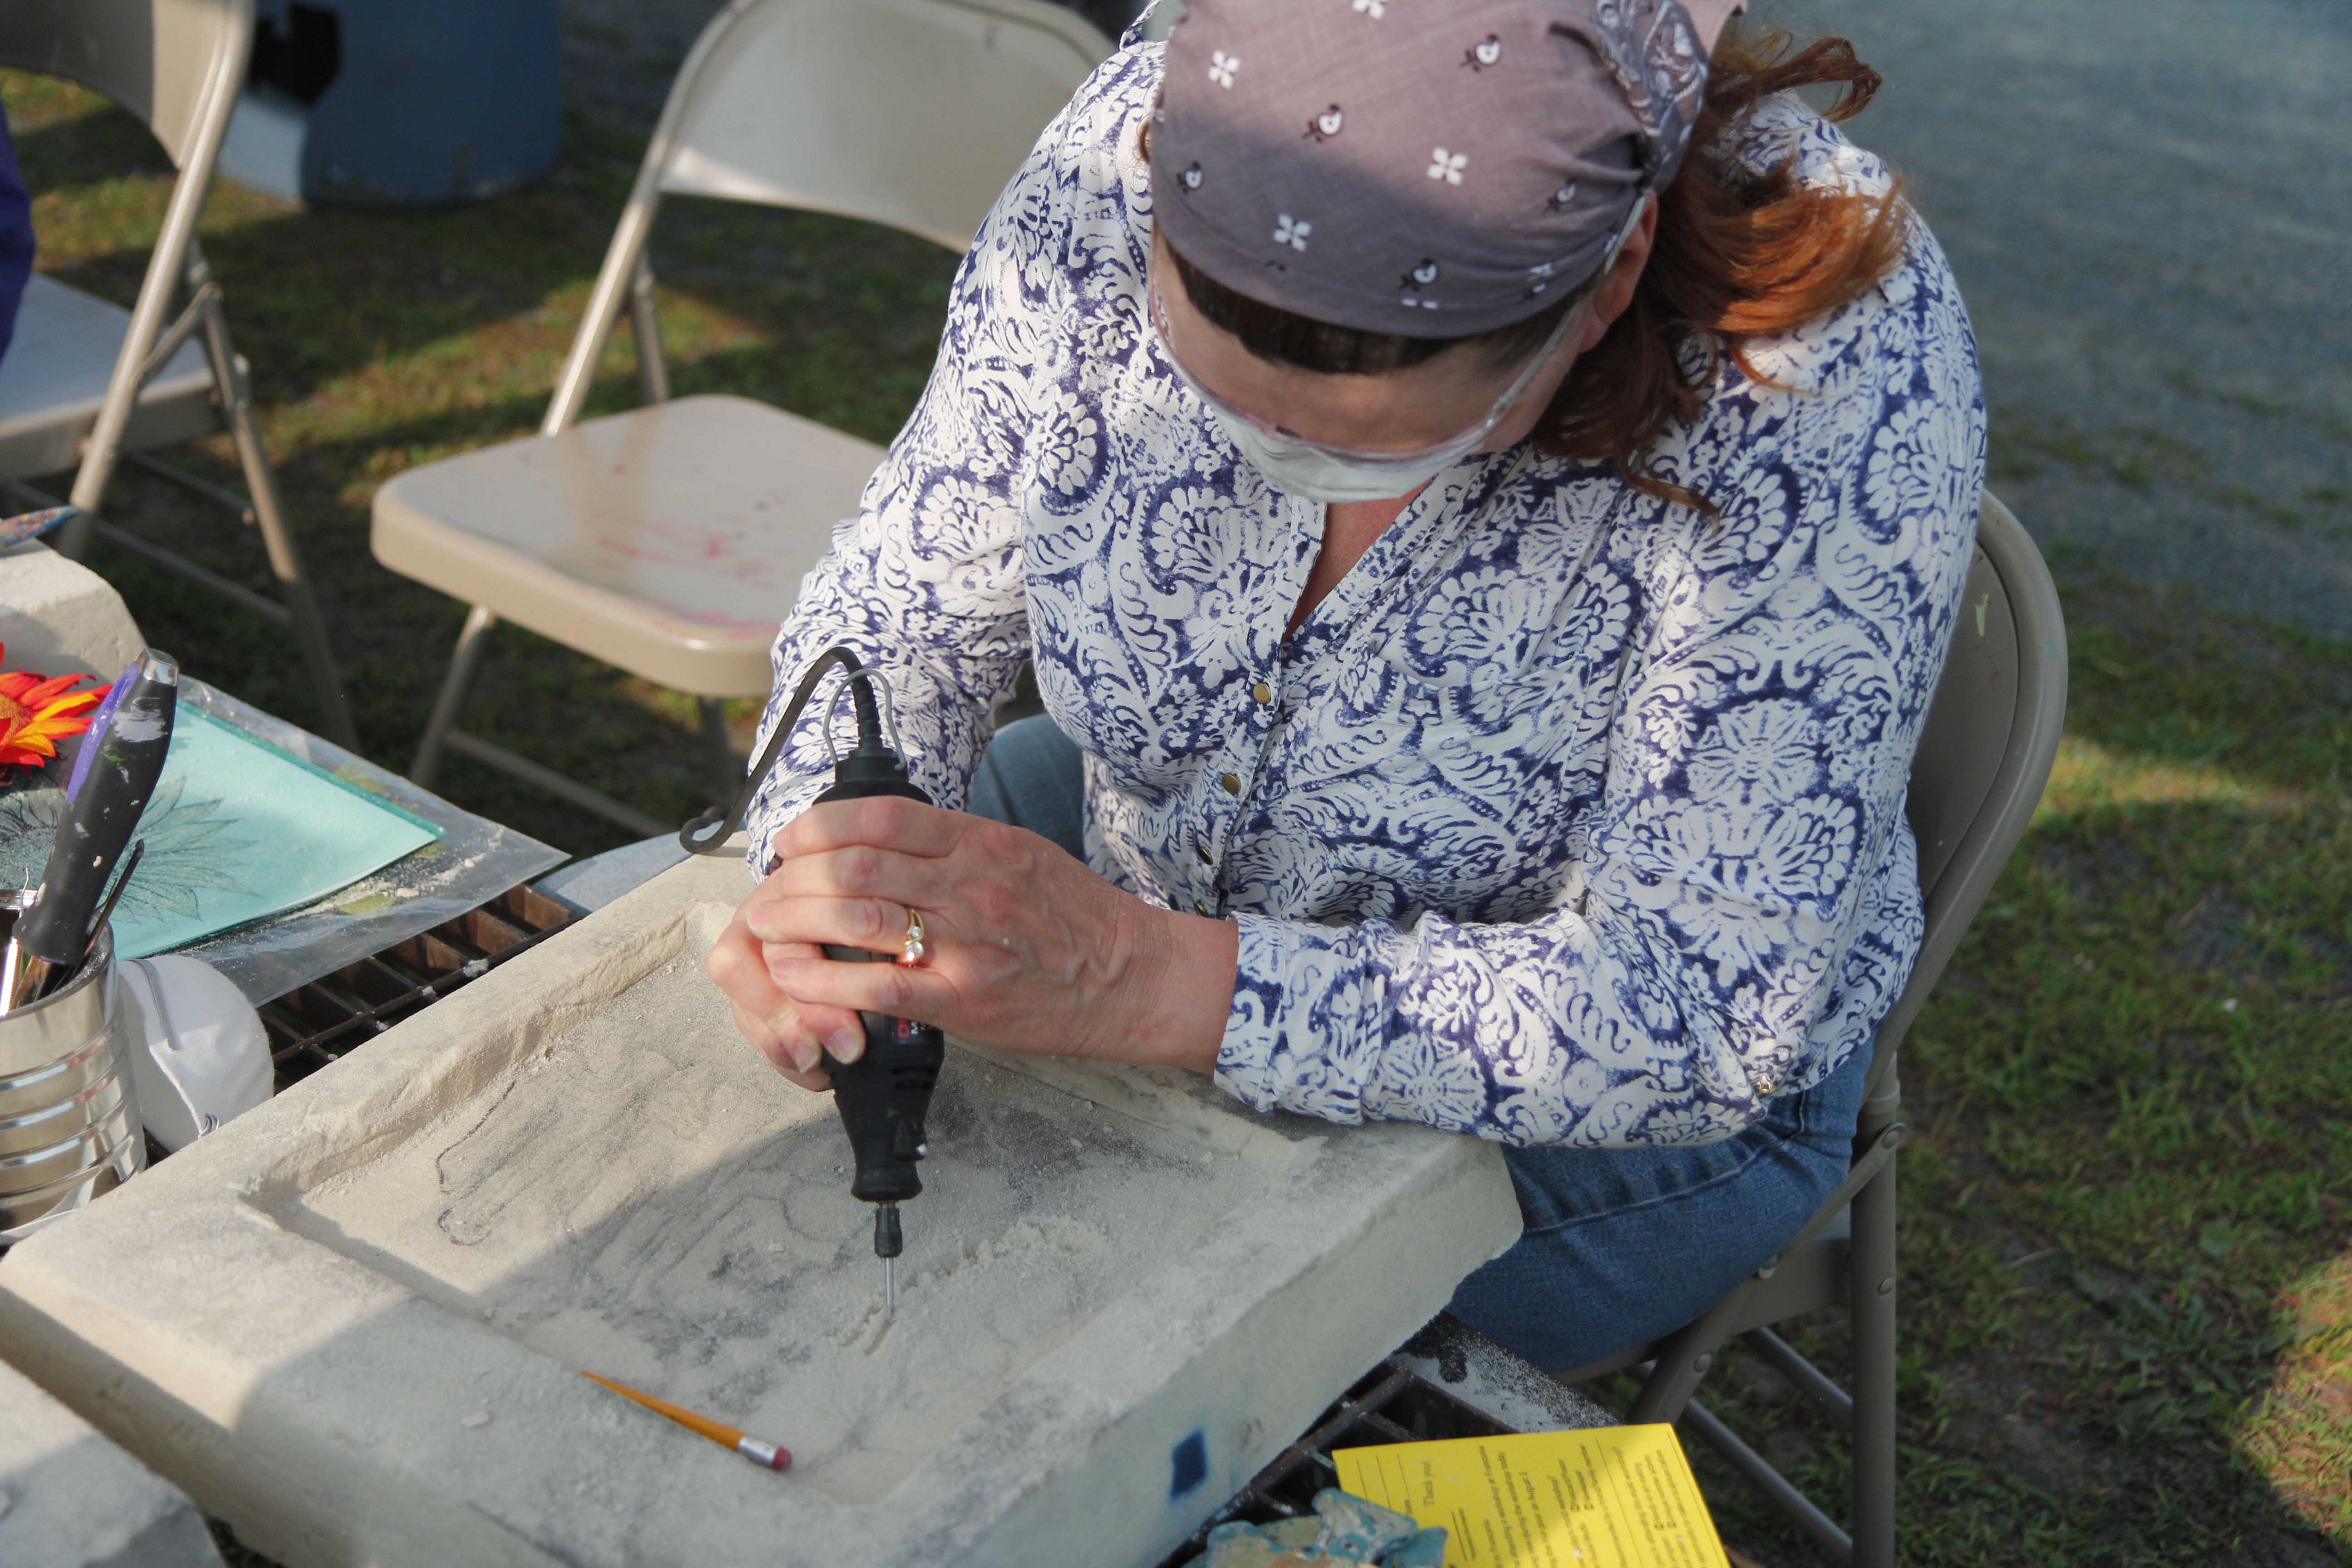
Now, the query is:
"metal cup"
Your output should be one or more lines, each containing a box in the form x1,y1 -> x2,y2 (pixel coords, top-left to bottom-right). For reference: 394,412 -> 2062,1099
0,896 -> 142,1241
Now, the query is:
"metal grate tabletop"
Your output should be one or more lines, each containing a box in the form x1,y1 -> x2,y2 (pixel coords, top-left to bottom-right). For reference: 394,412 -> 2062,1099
257,883 -> 580,1091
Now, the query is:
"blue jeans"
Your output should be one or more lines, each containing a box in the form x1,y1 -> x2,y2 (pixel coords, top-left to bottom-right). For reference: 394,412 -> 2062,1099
968,712 -> 1091,860
967,715 -> 1872,1372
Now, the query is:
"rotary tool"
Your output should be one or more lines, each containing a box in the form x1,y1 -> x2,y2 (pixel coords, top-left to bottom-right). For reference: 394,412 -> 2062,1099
682,647 -> 944,1323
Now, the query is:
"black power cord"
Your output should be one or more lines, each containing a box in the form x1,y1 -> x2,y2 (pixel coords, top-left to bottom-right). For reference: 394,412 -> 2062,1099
679,645 -> 887,856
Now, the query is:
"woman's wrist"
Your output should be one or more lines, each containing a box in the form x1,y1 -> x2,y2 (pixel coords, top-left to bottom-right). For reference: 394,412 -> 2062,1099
1108,904 -> 1239,1075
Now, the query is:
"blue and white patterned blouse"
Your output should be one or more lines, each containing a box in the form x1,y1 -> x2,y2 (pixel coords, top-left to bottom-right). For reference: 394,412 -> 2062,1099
746,44 -> 1984,1150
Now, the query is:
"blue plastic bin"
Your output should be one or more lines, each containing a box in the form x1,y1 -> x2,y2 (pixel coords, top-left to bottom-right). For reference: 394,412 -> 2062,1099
220,0 -> 560,207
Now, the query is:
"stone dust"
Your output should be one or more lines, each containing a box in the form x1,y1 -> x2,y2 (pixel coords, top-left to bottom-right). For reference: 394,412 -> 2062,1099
286,931 -> 1294,1504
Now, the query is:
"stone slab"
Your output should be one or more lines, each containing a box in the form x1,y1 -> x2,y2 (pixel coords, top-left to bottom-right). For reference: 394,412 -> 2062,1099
0,542 -> 145,683
0,853 -> 1520,1568
0,1356 -> 225,1568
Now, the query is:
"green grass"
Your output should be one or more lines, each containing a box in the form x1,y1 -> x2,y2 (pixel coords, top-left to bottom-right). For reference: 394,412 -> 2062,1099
8,57 -> 2350,1568
1989,386 -> 2352,539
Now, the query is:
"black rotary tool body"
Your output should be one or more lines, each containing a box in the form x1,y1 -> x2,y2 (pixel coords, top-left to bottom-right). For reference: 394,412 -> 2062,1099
678,646 -> 946,1311
811,736 -> 945,1272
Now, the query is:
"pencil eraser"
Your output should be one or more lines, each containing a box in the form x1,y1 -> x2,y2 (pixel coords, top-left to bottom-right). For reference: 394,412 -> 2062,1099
736,1435 -> 791,1471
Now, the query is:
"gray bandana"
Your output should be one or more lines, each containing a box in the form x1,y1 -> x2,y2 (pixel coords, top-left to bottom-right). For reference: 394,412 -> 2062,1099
1151,0 -> 1744,337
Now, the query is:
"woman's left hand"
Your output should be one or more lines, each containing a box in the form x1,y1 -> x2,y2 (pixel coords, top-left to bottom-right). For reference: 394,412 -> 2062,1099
741,794 -> 1238,1073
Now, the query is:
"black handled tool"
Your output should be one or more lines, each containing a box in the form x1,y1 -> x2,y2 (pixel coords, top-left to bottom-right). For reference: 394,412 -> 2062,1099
812,726 -> 943,1324
681,647 -> 943,1323
2,649 -> 178,1011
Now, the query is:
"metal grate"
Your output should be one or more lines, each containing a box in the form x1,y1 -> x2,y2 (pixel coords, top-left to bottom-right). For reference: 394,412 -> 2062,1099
257,884 -> 580,1091
1153,1360 -> 1518,1568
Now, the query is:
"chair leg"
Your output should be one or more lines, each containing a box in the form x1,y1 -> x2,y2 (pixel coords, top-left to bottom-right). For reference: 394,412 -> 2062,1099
1627,1309 -> 1739,1425
59,433 -> 118,562
1849,1057 -> 1902,1568
1682,1398 -> 1853,1566
61,122 -> 215,563
185,246 -> 361,754
412,605 -> 498,788
628,254 -> 671,407
700,697 -> 738,805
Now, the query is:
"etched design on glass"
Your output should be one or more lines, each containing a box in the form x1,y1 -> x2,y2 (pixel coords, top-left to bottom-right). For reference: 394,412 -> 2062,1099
0,778 -> 259,926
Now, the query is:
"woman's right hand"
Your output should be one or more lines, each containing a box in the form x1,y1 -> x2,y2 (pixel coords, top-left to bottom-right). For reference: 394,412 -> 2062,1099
706,882 -> 866,1094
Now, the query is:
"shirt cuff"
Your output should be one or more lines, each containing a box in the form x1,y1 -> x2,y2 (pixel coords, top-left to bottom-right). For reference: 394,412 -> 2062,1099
1213,911 -> 1387,1124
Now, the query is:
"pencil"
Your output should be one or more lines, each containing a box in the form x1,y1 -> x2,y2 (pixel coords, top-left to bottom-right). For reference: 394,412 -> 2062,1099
580,1371 -> 791,1471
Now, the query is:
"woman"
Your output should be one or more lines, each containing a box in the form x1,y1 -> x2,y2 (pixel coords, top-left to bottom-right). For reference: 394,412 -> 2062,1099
707,0 -> 1981,1371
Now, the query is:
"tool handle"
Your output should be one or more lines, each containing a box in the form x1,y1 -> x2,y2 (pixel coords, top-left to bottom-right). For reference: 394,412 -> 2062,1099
64,662 -> 136,803
18,651 -> 177,968
811,769 -> 946,1215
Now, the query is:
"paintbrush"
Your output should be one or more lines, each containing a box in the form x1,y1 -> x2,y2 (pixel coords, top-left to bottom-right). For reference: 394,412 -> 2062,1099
579,1371 -> 791,1471
0,505 -> 78,548
81,840 -> 143,962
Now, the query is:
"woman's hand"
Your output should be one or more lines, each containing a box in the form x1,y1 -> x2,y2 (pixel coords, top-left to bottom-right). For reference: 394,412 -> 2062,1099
705,796 -> 1239,1084
705,919 -> 853,1092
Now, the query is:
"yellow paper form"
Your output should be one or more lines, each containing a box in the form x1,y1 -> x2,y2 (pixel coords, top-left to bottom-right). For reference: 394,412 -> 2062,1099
1333,1424 -> 1729,1568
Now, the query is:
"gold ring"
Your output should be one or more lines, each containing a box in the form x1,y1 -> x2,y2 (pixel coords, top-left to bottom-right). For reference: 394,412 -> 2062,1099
898,906 -> 926,967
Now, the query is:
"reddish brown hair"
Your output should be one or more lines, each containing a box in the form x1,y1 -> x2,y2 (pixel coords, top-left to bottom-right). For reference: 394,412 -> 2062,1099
1535,28 -> 1908,510
1156,28 -> 1910,514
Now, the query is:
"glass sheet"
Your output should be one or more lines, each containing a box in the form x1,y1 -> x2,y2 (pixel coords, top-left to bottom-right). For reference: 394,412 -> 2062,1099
0,680 -> 567,1001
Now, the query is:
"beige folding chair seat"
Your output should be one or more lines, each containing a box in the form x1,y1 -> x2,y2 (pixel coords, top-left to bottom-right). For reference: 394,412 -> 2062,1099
372,0 -> 1111,837
0,276 -> 216,479
372,395 -> 878,698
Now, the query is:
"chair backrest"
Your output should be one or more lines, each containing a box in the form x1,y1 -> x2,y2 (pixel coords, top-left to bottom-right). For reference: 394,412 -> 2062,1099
0,0 -> 250,541
1874,491 -> 2068,1059
658,0 -> 1112,253
0,0 -> 250,171
542,0 -> 1110,433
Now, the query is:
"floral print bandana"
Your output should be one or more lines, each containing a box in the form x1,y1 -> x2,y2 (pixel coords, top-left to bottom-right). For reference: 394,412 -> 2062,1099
1151,0 -> 1743,336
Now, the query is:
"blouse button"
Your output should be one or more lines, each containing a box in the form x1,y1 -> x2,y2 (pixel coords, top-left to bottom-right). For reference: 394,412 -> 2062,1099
1251,681 -> 1274,706
1193,901 -> 1210,915
1220,773 -> 1241,795
1195,844 -> 1214,864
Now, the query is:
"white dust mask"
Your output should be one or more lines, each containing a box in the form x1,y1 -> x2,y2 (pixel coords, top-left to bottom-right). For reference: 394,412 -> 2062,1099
1208,411 -> 1463,503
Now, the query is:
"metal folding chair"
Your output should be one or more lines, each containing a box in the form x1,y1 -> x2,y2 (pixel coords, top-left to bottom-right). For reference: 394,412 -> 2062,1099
1556,493 -> 2069,1566
0,0 -> 357,750
371,0 -> 1110,837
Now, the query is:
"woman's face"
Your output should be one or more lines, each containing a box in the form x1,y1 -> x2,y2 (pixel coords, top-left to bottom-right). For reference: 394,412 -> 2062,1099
1149,199 -> 1658,461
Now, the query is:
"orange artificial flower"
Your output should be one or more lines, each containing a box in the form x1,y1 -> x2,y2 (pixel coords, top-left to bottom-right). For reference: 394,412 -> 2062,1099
0,643 -> 110,774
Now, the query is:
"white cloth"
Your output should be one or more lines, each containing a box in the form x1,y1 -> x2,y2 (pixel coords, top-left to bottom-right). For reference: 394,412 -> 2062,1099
120,956 -> 271,1152
747,45 -> 1984,1149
